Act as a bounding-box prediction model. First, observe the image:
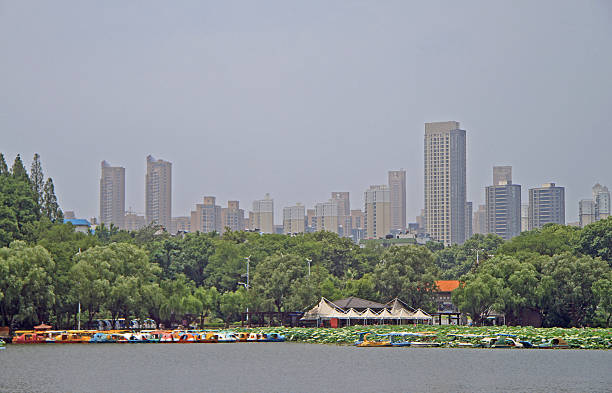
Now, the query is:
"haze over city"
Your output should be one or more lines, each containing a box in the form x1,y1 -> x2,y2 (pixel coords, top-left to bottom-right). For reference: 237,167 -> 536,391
2,1 -> 611,223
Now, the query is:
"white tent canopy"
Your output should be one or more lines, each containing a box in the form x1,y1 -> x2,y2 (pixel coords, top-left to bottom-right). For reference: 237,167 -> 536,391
301,297 -> 427,323
412,308 -> 433,320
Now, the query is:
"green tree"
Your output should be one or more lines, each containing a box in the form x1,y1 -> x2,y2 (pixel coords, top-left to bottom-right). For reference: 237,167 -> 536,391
452,272 -> 501,325
11,154 -> 29,181
218,288 -> 246,326
193,286 -> 220,327
0,154 -> 8,176
70,249 -> 112,327
0,174 -> 40,246
0,241 -> 55,331
373,245 -> 438,310
252,254 -> 306,312
42,177 -> 63,222
30,153 -> 45,208
593,275 -> 612,327
499,224 -> 580,257
577,217 -> 612,264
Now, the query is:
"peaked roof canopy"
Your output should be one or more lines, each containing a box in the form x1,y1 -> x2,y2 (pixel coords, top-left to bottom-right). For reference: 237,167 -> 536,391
331,296 -> 387,310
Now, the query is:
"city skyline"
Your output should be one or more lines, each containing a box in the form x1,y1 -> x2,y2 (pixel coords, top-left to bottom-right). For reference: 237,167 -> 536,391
2,2 -> 611,224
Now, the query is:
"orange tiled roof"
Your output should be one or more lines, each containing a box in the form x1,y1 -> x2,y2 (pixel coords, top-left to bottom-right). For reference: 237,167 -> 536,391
436,280 -> 460,292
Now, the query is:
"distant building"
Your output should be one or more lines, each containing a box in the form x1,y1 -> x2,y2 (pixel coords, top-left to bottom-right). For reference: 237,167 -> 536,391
472,204 -> 487,235
306,208 -> 316,232
64,218 -> 91,234
351,209 -> 364,230
250,194 -> 274,233
388,170 -> 407,231
528,183 -> 565,230
283,203 -> 305,234
521,204 -> 529,232
579,199 -> 596,228
221,201 -> 245,233
364,185 -> 391,239
485,167 -> 521,240
124,212 -> 146,231
190,196 -> 222,233
415,208 -> 426,234
64,211 -> 76,219
274,225 -> 284,235
331,192 -> 351,237
145,155 -> 172,230
99,161 -> 125,229
593,183 -> 611,220
315,200 -> 339,233
465,201 -> 473,240
170,216 -> 191,234
424,121 -> 467,245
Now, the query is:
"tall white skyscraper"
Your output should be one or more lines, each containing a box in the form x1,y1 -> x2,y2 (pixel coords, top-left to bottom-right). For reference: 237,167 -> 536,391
388,170 -> 407,232
250,193 -> 274,233
424,121 -> 467,245
145,155 -> 172,229
99,161 -> 125,229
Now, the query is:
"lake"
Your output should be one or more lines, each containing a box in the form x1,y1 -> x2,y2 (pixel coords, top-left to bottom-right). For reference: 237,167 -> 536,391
0,343 -> 610,392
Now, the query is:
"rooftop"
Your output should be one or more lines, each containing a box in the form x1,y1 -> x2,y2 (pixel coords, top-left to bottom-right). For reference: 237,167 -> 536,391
436,280 -> 460,292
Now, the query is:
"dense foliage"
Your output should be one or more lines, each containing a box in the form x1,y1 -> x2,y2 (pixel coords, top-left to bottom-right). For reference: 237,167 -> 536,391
0,152 -> 611,332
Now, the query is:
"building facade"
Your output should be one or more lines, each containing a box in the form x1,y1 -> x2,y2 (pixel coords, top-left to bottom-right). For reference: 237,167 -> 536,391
283,203 -> 305,234
190,196 -> 222,233
521,204 -> 529,232
593,183 -> 611,220
364,185 -> 391,239
424,121 -> 467,246
145,155 -> 172,229
579,199 -> 596,228
465,201 -> 473,239
170,216 -> 191,234
331,192 -> 351,237
388,170 -> 407,232
472,204 -> 487,235
124,212 -> 145,232
221,201 -> 245,233
250,194 -> 274,233
485,166 -> 521,240
99,161 -> 125,229
528,183 -> 565,230
314,200 -> 339,233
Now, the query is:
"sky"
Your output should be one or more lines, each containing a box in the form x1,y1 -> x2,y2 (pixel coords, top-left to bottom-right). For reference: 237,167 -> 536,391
1,1 -> 611,224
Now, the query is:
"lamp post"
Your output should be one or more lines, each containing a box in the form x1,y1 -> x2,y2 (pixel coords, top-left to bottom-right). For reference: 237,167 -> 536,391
244,256 -> 251,325
472,248 -> 485,268
76,248 -> 81,330
306,258 -> 311,277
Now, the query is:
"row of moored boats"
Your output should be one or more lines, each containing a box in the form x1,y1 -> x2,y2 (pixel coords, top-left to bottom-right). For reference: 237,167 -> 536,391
354,332 -> 571,348
9,330 -> 285,344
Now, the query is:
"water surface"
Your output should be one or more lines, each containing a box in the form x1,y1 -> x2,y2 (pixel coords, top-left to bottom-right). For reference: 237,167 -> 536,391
0,343 -> 610,392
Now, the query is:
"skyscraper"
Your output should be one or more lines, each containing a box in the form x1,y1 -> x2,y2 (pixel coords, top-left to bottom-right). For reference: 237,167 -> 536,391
170,216 -> 191,234
593,183 -> 611,220
145,155 -> 172,229
221,201 -> 245,233
314,200 -> 339,233
283,203 -> 305,234
250,194 -> 274,233
528,183 -> 565,230
364,185 -> 391,239
485,166 -> 521,240
190,196 -> 222,233
473,204 -> 487,235
331,192 -> 351,237
579,199 -> 596,227
521,204 -> 529,232
465,201 -> 473,239
388,170 -> 407,232
424,121 -> 467,245
99,161 -> 125,229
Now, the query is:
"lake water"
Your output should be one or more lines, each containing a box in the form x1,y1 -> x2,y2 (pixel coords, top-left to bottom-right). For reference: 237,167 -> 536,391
0,343 -> 610,393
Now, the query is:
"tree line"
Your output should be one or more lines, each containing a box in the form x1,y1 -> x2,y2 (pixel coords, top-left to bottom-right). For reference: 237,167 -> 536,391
0,153 -> 610,331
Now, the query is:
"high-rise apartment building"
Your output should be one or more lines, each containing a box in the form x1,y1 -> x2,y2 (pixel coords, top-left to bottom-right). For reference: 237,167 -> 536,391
579,200 -> 596,228
170,216 -> 191,234
331,192 -> 351,236
465,201 -> 473,239
593,183 -> 611,220
99,161 -> 125,229
424,121 -> 467,245
485,167 -> 521,240
388,170 -> 407,232
283,203 -> 305,234
528,183 -> 565,230
190,196 -> 222,233
473,204 -> 487,235
145,155 -> 172,229
521,204 -> 529,232
306,209 -> 316,232
221,201 -> 245,233
250,194 -> 274,233
314,200 -> 339,233
364,185 -> 391,239
351,209 -> 364,230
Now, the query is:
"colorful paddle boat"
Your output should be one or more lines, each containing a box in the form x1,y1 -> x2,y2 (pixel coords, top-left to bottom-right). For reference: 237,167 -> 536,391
388,333 -> 411,347
355,333 -> 392,347
538,337 -> 570,349
12,331 -> 48,344
263,333 -> 285,342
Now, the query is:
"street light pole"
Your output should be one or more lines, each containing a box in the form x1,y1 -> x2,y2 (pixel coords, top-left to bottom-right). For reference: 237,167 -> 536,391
306,258 -> 311,277
245,256 -> 250,325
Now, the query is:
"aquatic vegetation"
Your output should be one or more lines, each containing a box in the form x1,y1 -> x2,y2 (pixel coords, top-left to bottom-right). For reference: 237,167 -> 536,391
237,325 -> 612,349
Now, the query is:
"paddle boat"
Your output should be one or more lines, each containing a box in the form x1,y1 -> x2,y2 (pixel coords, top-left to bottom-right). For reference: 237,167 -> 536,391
217,332 -> 238,343
12,331 -> 48,344
402,332 -> 441,347
491,336 -> 523,348
247,333 -> 266,342
53,331 -> 92,343
388,333 -> 411,347
197,332 -> 219,343
538,337 -> 570,349
355,333 -> 392,347
263,333 -> 285,342
89,333 -> 118,343
235,332 -> 249,342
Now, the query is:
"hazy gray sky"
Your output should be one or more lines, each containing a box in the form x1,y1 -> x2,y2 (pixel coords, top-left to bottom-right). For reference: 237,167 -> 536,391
2,1 -> 611,223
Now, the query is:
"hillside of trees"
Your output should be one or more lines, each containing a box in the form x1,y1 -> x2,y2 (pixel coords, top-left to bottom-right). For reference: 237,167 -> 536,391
1,153 -> 610,331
